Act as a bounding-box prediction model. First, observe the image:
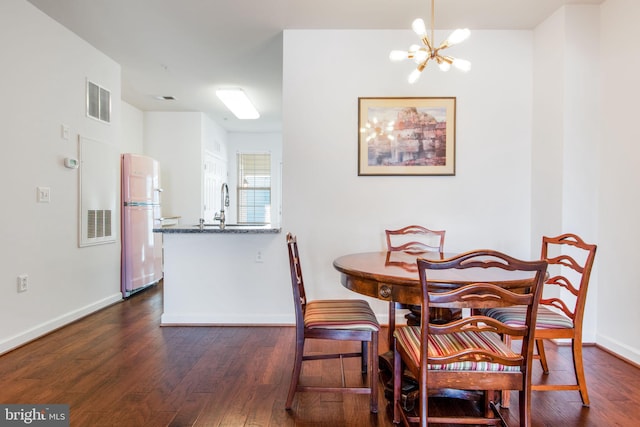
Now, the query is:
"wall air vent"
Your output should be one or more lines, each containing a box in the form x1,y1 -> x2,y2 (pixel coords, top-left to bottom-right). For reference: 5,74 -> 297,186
87,209 -> 112,239
87,80 -> 111,123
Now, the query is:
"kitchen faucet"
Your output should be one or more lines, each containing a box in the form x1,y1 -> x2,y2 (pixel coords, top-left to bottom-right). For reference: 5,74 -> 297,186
214,183 -> 230,229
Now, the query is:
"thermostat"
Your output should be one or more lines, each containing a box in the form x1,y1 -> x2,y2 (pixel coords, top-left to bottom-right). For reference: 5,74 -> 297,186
64,158 -> 79,169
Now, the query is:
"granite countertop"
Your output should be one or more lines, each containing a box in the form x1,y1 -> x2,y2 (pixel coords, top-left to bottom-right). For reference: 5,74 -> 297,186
155,224 -> 281,234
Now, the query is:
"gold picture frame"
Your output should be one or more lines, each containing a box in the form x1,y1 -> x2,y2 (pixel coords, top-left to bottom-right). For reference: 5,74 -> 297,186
358,97 -> 456,176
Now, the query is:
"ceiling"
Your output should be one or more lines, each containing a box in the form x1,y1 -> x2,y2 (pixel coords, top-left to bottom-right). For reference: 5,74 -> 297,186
27,0 -> 603,133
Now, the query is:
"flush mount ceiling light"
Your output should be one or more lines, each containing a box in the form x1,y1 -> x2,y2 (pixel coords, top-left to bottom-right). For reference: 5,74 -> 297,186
216,89 -> 260,120
389,0 -> 471,84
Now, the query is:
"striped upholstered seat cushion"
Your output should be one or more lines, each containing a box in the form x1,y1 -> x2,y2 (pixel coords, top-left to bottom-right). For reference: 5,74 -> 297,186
483,305 -> 574,329
304,300 -> 380,331
394,326 -> 521,372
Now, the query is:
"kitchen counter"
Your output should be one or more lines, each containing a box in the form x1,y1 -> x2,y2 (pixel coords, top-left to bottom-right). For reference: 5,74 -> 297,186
158,223 -> 288,325
155,224 -> 281,234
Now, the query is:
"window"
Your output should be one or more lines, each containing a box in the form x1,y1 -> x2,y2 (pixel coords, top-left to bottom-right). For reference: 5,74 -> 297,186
237,153 -> 271,224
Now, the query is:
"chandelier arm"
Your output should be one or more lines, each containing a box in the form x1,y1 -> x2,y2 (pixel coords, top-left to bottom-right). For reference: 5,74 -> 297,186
436,54 -> 453,65
437,40 -> 450,51
421,36 -> 434,53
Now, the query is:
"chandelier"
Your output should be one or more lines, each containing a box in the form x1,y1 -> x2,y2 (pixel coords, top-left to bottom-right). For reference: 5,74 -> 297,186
389,0 -> 471,83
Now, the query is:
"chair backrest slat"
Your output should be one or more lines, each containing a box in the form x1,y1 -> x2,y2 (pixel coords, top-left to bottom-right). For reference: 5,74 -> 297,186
385,225 -> 445,253
540,233 -> 597,323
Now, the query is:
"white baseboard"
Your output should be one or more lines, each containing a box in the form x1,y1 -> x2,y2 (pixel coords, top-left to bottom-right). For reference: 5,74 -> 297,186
160,312 -> 295,326
0,293 -> 122,355
596,333 -> 640,366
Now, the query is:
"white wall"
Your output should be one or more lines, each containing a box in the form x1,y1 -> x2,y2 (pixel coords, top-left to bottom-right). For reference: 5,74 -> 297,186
531,6 -> 601,343
531,11 -> 566,245
121,102 -> 144,154
0,0 -> 122,353
282,29 -> 533,316
528,0 -> 640,364
597,0 -> 640,364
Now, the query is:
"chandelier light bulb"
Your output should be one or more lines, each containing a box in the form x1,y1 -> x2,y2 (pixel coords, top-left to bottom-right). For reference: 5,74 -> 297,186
446,28 -> 471,46
408,68 -> 422,84
452,58 -> 471,72
411,18 -> 427,37
389,50 -> 409,61
438,61 -> 451,72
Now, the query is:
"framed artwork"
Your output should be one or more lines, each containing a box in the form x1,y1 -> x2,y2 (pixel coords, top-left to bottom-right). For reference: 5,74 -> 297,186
358,97 -> 456,176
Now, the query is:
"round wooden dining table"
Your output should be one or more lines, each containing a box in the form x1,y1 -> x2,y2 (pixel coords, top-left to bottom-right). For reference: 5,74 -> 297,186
333,250 -> 539,306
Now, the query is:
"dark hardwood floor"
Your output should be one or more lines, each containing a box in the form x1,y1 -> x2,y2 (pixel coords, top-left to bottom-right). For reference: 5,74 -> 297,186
0,282 -> 638,426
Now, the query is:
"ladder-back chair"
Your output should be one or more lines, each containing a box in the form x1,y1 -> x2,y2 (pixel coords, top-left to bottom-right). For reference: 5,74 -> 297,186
484,233 -> 597,406
393,250 -> 547,426
385,225 -> 446,348
285,233 -> 380,413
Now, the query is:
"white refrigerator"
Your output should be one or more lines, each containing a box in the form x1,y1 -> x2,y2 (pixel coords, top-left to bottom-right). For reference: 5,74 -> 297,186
121,153 -> 163,298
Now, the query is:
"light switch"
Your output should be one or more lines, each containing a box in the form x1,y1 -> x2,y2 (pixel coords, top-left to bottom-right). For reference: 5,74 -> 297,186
37,187 -> 51,203
61,124 -> 70,140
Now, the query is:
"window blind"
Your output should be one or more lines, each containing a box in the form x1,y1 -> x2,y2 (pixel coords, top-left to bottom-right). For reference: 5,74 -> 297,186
237,153 -> 271,224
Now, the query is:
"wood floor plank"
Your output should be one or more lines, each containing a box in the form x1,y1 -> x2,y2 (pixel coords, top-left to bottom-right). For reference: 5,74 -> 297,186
0,282 -> 639,426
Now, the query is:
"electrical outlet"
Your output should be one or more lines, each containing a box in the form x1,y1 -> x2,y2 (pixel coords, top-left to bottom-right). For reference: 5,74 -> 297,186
255,250 -> 264,263
17,274 -> 28,293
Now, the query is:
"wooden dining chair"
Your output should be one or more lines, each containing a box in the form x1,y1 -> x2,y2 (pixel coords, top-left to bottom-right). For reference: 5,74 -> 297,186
483,233 -> 597,407
385,225 -> 446,348
285,233 -> 380,413
393,250 -> 547,427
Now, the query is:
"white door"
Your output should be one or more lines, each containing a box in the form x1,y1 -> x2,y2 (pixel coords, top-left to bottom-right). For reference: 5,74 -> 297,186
203,151 -> 227,223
